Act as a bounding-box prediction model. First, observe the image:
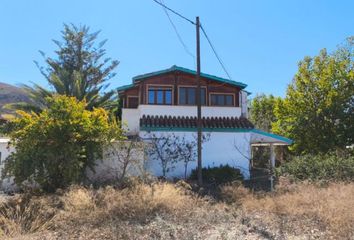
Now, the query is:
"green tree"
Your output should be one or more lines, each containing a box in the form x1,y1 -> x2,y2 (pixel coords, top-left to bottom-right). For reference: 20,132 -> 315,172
249,94 -> 282,132
273,37 -> 354,154
8,24 -> 119,113
2,95 -> 124,192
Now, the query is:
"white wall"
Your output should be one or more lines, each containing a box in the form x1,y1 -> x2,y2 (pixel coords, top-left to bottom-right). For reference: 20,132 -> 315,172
241,91 -> 248,118
0,139 -> 14,172
122,105 -> 242,135
121,108 -> 141,134
138,105 -> 242,118
0,131 -> 252,190
86,141 -> 147,184
0,139 -> 16,191
140,131 -> 251,179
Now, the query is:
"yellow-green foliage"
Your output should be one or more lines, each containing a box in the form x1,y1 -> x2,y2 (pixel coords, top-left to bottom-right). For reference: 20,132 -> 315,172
2,95 -> 124,192
272,38 -> 354,154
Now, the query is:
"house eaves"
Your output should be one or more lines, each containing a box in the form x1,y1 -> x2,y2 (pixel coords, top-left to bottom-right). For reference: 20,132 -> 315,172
132,65 -> 248,89
117,84 -> 135,92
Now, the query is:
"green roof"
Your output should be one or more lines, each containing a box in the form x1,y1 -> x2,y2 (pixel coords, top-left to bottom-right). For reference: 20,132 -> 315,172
132,65 -> 248,89
251,129 -> 293,145
117,84 -> 135,92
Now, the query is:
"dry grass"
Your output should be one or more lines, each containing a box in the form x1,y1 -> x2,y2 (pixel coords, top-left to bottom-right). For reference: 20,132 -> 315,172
221,178 -> 354,239
95,182 -> 201,220
0,195 -> 57,238
1,179 -> 354,239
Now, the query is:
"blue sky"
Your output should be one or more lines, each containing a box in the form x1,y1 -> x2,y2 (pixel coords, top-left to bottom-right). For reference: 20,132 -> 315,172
1,0 -> 353,97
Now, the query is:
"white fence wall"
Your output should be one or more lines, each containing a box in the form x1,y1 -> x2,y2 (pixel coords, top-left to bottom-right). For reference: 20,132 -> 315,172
86,141 -> 147,184
140,131 -> 251,179
0,139 -> 16,191
0,131 -> 252,191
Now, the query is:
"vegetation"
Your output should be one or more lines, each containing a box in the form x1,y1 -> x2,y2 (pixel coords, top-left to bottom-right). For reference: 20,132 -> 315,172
273,37 -> 354,154
249,37 -> 354,155
222,179 -> 354,239
6,24 -> 119,113
146,133 -> 180,178
190,165 -> 244,185
249,94 -> 281,132
0,180 -> 353,239
277,151 -> 354,181
1,95 -> 123,192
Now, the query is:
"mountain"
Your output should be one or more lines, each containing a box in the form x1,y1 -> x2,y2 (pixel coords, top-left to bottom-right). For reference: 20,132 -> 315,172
0,82 -> 30,117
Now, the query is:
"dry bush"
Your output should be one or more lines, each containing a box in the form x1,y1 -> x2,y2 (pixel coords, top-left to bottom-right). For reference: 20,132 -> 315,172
3,180 -> 354,239
0,182 -> 209,239
220,182 -> 251,205
0,195 -> 56,238
95,181 -> 204,221
239,181 -> 354,239
61,186 -> 96,212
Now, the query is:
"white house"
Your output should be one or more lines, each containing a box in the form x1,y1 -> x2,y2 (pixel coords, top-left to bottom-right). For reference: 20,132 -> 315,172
0,66 -> 292,188
118,65 -> 292,179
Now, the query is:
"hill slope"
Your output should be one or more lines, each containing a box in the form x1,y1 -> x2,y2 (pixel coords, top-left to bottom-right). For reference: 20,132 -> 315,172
0,82 -> 30,117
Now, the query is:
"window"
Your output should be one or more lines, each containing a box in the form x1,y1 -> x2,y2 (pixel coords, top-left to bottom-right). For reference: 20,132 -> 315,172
211,94 -> 234,106
127,97 -> 139,108
148,87 -> 172,105
179,87 -> 206,105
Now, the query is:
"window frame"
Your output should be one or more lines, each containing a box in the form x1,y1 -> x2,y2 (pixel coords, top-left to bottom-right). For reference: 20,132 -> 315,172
209,93 -> 235,107
178,86 -> 207,106
147,85 -> 173,105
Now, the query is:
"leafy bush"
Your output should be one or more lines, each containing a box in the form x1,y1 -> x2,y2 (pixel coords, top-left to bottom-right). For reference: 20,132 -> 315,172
277,152 -> 354,181
2,95 -> 124,192
189,165 -> 244,185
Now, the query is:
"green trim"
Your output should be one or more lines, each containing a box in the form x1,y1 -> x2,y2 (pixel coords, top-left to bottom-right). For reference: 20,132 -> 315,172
244,90 -> 252,96
140,126 -> 252,133
251,129 -> 293,144
117,84 -> 135,92
132,65 -> 248,89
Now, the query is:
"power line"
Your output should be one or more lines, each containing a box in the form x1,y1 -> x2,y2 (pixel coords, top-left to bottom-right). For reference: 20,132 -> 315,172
152,0 -> 195,25
152,0 -> 235,87
200,24 -> 233,81
159,0 -> 196,62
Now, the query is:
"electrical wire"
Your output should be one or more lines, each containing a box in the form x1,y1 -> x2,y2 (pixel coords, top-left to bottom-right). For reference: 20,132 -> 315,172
152,0 -> 239,89
200,24 -> 233,84
152,0 -> 195,25
159,0 -> 196,62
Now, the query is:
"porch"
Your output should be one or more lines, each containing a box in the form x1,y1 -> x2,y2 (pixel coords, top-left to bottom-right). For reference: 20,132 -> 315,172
246,130 -> 292,191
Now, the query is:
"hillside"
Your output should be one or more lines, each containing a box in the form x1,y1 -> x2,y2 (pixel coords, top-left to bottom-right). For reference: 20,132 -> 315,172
0,82 -> 30,117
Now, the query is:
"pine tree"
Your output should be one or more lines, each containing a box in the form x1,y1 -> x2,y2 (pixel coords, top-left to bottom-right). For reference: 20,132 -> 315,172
8,24 -> 119,112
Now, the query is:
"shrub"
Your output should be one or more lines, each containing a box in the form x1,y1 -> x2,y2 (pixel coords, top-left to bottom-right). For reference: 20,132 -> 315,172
0,195 -> 56,237
277,152 -> 354,181
190,165 -> 244,185
241,182 -> 354,239
2,95 -> 124,192
220,182 -> 250,205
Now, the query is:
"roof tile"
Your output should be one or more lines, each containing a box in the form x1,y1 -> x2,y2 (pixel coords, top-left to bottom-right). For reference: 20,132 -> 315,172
140,115 -> 254,130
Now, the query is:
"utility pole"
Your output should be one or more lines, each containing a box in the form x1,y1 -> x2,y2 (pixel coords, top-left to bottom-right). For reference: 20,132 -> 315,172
196,16 -> 202,186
